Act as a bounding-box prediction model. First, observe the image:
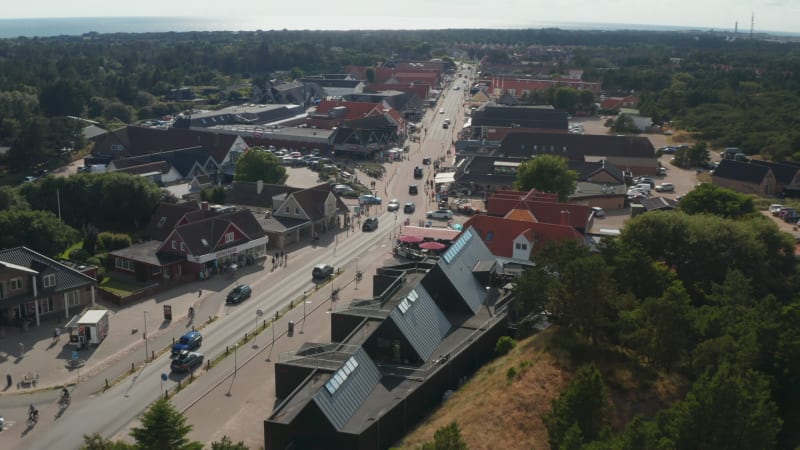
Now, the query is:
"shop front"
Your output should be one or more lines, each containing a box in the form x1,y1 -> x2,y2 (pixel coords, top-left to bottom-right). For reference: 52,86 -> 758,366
187,236 -> 269,279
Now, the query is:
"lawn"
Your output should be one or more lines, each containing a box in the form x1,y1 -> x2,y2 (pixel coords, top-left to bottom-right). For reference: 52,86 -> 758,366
100,277 -> 146,298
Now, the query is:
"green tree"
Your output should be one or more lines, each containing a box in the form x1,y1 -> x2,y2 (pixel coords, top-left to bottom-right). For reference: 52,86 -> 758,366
365,67 -> 376,83
619,281 -> 693,371
129,399 -> 203,450
657,366 -> 781,450
677,183 -> 755,219
544,364 -> 610,448
80,433 -> 135,450
0,209 -> 79,257
0,185 -> 30,211
210,436 -> 249,450
514,154 -> 577,202
418,422 -> 469,450
234,150 -> 288,184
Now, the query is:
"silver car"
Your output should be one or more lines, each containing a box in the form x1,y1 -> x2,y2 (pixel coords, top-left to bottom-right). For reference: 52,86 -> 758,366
426,209 -> 454,220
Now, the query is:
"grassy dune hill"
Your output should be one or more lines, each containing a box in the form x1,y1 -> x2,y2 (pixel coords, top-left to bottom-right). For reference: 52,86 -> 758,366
394,327 -> 686,450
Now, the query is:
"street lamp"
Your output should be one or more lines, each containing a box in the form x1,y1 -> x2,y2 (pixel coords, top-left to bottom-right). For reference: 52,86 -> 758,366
143,311 -> 149,362
234,344 -> 239,374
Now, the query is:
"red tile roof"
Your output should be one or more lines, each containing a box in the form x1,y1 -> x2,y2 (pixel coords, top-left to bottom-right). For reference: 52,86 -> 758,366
486,189 -> 589,229
462,214 -> 583,257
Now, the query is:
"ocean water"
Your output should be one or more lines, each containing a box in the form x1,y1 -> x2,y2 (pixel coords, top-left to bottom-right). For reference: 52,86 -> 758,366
0,16 -> 794,39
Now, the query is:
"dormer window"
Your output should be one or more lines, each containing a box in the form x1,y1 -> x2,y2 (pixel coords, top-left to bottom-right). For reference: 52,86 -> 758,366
295,208 -> 300,215
180,242 -> 187,252
225,232 -> 235,243
43,273 -> 56,288
171,240 -> 177,250
157,217 -> 167,228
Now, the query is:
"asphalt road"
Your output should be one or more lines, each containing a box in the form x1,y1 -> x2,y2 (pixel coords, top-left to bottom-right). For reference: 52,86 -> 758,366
14,69 -> 469,450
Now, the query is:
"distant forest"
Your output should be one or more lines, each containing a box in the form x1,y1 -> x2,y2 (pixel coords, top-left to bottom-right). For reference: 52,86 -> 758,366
1,28 -> 800,171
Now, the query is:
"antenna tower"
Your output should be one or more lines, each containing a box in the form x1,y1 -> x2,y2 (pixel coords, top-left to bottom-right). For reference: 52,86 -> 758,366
750,12 -> 754,39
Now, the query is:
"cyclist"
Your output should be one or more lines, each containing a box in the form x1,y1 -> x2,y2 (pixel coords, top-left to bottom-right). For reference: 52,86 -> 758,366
28,404 -> 38,420
61,386 -> 70,401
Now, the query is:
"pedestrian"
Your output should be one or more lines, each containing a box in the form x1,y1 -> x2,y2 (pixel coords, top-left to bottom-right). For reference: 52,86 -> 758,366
198,288 -> 202,297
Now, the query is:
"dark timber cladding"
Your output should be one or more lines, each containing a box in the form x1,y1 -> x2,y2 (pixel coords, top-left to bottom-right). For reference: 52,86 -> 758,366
265,228 -> 512,450
499,132 -> 655,160
470,105 -> 569,130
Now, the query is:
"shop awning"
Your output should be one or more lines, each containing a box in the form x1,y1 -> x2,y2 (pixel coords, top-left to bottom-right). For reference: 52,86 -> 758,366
434,172 -> 456,184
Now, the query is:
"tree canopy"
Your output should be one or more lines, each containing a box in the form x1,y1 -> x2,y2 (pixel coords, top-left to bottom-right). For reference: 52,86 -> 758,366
128,399 -> 203,450
234,149 -> 288,184
514,154 -> 577,202
0,209 -> 79,256
677,183 -> 756,219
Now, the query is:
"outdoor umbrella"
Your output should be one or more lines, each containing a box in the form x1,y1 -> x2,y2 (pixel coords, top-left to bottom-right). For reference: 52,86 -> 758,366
399,235 -> 424,243
452,223 -> 463,231
419,241 -> 446,250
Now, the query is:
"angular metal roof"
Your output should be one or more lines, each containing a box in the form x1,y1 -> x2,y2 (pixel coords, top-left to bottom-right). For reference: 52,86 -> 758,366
388,285 -> 451,362
437,228 -> 493,314
312,347 -> 381,431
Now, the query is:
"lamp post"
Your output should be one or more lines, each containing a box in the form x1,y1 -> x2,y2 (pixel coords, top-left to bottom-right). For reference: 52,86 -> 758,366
234,344 -> 239,375
143,311 -> 149,362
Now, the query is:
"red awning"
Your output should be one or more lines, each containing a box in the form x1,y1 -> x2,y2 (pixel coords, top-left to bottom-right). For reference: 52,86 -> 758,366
398,226 -> 460,242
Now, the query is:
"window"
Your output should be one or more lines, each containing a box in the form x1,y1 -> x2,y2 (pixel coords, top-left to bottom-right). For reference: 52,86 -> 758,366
157,217 -> 167,228
295,208 -> 300,215
115,257 -> 135,272
485,231 -> 494,241
43,273 -> 56,288
39,297 -> 54,313
180,242 -> 187,252
152,266 -> 162,275
171,240 -> 177,250
9,278 -> 22,291
65,291 -> 80,307
516,243 -> 527,250
225,232 -> 235,243
111,144 -> 123,151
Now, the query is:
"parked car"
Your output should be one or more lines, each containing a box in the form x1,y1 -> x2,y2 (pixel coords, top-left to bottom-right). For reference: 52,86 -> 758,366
656,167 -> 667,176
439,108 -> 444,114
422,157 -> 432,165
413,166 -> 423,179
387,199 -> 400,212
362,217 -> 379,231
655,183 -> 675,192
769,204 -> 785,215
427,209 -> 454,220
22,176 -> 37,183
333,184 -> 353,194
170,351 -> 204,373
312,264 -> 334,279
171,331 -> 202,356
404,202 -> 416,213
226,284 -> 252,304
591,206 -> 605,218
359,194 -> 382,205
659,146 -> 677,154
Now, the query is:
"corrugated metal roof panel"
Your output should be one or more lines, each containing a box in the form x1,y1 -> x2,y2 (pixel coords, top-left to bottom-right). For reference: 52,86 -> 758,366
437,229 -> 493,314
388,285 -> 451,361
313,347 -> 380,430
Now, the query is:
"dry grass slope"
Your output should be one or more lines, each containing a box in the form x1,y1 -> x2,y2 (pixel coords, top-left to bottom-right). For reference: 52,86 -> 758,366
393,327 -> 686,450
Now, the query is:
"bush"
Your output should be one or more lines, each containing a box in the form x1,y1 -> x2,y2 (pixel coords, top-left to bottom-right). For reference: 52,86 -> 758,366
97,232 -> 132,252
506,366 -> 518,380
495,336 -> 516,356
69,247 -> 90,262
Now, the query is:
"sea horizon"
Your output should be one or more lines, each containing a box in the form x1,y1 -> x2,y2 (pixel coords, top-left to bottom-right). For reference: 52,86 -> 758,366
0,16 -> 796,39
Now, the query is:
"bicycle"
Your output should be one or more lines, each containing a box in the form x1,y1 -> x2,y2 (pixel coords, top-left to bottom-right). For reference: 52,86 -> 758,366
27,408 -> 38,426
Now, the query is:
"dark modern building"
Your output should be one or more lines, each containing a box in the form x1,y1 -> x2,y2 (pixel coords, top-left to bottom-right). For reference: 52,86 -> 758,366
265,229 -> 526,449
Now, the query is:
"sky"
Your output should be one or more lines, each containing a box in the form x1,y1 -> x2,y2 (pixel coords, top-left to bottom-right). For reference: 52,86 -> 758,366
1,0 -> 797,34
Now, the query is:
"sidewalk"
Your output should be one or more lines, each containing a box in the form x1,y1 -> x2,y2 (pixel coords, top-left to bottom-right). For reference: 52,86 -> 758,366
0,267 -> 257,395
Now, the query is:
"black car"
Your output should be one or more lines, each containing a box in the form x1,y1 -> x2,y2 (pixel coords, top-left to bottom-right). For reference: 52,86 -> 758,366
226,284 -> 252,304
312,264 -> 334,279
362,217 -> 379,231
422,157 -> 432,165
404,202 -> 416,214
170,351 -> 204,373
413,166 -> 423,179
409,184 -> 419,195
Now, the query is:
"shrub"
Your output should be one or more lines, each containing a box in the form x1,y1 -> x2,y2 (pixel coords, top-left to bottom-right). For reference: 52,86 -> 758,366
495,336 -> 516,356
69,248 -> 90,262
506,366 -> 518,380
97,232 -> 132,252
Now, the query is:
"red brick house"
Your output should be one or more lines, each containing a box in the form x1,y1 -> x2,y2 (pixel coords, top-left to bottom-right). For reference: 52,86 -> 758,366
109,203 -> 268,283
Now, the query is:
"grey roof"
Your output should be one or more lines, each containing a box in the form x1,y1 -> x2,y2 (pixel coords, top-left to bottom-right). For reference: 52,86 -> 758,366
641,197 -> 678,211
387,285 -> 451,362
500,132 -> 655,159
312,347 -> 381,430
713,159 -> 771,184
749,159 -> 799,184
471,105 -> 567,129
435,228 -> 492,314
0,247 -> 95,292
82,124 -> 107,140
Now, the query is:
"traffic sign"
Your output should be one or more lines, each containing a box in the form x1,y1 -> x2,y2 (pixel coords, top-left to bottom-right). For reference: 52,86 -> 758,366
256,309 -> 263,317
161,373 -> 168,381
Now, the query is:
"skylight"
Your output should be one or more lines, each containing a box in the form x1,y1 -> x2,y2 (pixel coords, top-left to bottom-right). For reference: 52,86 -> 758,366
324,356 -> 359,395
397,288 -> 420,315
443,228 -> 474,264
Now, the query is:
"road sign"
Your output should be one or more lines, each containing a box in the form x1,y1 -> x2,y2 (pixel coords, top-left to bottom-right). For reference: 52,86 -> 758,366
256,309 -> 263,317
161,373 -> 168,382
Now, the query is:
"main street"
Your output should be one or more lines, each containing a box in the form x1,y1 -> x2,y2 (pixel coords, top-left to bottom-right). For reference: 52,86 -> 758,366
14,67 -> 469,450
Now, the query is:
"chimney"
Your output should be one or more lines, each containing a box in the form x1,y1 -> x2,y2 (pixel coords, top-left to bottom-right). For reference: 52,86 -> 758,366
201,201 -> 209,211
257,179 -> 264,195
560,210 -> 571,226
